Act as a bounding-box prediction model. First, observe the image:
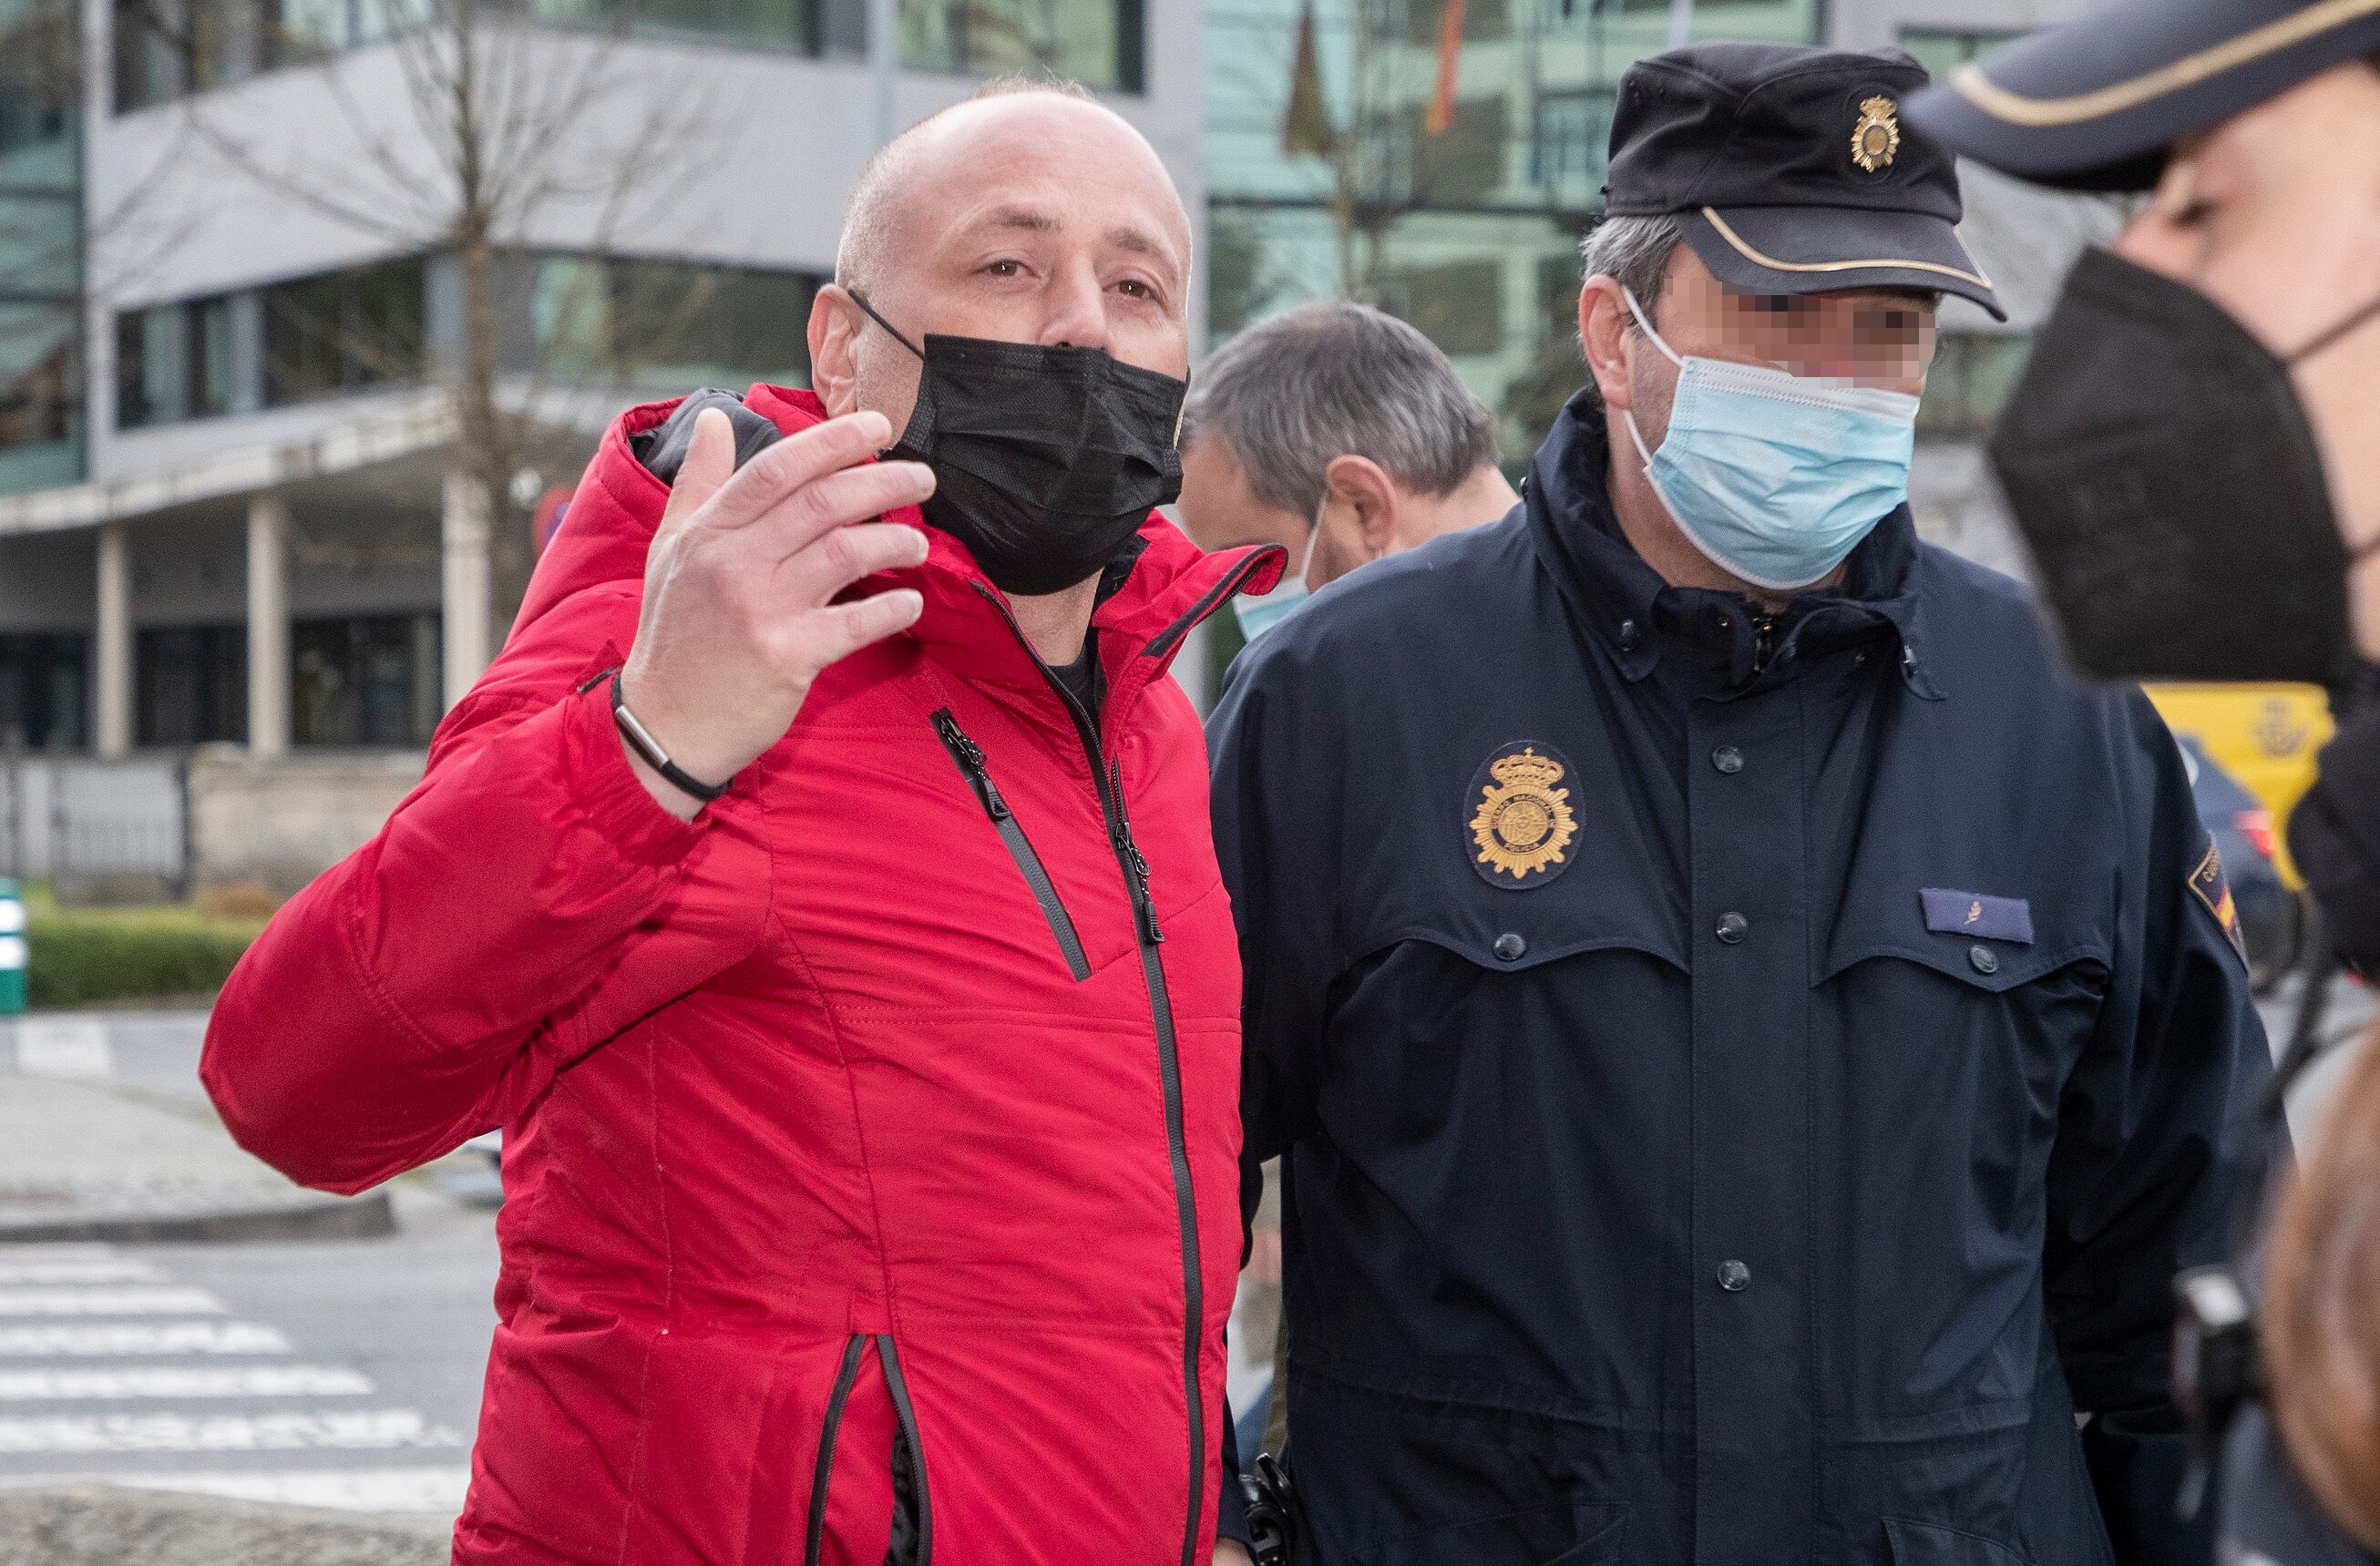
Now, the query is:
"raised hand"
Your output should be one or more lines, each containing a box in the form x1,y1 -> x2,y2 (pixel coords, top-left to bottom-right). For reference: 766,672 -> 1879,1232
617,406 -> 935,818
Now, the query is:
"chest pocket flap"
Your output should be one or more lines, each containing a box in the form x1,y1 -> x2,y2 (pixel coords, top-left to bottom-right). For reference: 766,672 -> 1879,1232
1817,883 -> 2112,994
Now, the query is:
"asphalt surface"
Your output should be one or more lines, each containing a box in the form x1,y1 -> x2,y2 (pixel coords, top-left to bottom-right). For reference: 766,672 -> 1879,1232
0,1010 -> 495,1523
0,977 -> 2369,1533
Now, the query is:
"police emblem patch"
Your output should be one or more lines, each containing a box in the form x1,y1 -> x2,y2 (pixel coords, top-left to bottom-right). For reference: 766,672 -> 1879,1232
2188,833 -> 2251,967
1852,96 -> 1900,172
1467,742 -> 1578,888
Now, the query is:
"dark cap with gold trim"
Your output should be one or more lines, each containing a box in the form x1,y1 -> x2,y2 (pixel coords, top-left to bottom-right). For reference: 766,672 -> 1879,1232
1605,42 -> 2006,320
1906,0 -> 2380,193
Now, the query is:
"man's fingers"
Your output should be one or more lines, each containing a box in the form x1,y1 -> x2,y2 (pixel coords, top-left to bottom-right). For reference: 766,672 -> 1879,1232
705,410 -> 898,531
656,407 -> 737,540
749,463 -> 935,564
789,588 -> 926,670
773,521 -> 930,605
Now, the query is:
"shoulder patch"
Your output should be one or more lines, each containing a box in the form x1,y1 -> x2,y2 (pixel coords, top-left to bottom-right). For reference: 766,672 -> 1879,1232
2188,833 -> 2251,967
1467,742 -> 1578,889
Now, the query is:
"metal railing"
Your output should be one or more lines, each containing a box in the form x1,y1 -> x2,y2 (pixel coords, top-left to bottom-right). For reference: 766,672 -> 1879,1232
0,754 -> 191,895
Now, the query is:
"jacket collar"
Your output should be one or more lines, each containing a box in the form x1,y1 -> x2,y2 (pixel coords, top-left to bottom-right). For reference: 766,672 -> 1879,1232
1523,389 -> 1943,701
518,385 -> 1283,742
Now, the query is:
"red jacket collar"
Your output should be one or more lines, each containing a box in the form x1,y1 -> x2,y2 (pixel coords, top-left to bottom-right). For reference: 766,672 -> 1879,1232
515,385 -> 1283,723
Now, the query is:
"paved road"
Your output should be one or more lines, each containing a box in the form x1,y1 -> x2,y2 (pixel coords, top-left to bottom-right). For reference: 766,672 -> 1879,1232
0,977 -> 2369,1530
0,1010 -> 496,1523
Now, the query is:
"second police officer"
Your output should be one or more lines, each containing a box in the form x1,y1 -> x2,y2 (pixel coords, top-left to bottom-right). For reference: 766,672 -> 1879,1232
1208,43 -> 2270,1566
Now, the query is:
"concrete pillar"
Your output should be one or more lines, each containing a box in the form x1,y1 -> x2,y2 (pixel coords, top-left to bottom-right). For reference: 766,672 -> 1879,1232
93,521 -> 131,757
246,494 -> 289,757
442,467 -> 492,709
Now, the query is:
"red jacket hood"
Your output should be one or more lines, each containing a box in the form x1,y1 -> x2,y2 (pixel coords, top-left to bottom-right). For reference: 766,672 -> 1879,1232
516,384 -> 1284,711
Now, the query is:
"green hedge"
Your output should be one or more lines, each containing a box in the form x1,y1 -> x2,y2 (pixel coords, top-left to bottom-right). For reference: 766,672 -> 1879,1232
26,906 -> 266,1008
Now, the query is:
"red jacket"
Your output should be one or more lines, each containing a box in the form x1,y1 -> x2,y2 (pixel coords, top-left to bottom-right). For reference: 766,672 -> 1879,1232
201,385 -> 1282,1566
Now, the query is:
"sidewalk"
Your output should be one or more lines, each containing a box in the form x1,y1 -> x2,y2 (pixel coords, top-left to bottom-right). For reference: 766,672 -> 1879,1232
0,1017 -> 388,1244
0,1484 -> 447,1566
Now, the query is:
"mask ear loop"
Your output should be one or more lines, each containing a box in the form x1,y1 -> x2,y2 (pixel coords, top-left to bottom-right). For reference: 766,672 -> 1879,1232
2286,290 -> 2380,367
846,290 -> 928,361
1616,286 -> 1682,476
1295,493 -> 1329,589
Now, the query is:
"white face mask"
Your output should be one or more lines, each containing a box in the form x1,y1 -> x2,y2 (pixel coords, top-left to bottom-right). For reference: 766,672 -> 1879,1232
1618,286 -> 1920,593
1232,503 -> 1325,644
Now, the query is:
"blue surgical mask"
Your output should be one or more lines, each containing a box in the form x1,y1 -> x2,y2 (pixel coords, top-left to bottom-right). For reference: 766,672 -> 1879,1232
1619,287 -> 1919,593
1231,507 -> 1323,643
1234,578 -> 1307,641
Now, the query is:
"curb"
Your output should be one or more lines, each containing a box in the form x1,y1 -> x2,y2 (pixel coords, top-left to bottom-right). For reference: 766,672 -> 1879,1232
0,1190 -> 395,1245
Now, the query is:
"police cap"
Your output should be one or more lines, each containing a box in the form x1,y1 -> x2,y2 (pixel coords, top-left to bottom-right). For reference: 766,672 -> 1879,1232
1906,0 -> 2380,193
1605,42 -> 2006,320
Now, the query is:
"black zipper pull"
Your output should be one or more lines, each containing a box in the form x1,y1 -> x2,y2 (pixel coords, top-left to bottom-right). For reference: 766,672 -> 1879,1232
1109,759 -> 1164,945
931,710 -> 1010,821
1751,613 -> 1778,674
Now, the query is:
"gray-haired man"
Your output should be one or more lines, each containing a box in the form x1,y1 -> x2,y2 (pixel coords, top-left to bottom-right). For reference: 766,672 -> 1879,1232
1175,301 -> 1517,640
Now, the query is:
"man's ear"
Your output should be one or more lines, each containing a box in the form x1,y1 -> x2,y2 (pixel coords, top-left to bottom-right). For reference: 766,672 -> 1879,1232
1580,275 -> 1636,413
808,285 -> 865,416
1323,455 -> 1400,561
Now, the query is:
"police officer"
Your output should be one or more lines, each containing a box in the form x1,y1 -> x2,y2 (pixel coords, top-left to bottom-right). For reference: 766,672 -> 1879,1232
1208,42 -> 2270,1566
1907,6 -> 2380,1562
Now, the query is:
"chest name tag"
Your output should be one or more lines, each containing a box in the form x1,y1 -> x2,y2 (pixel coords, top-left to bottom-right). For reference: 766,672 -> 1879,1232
1920,888 -> 2033,945
1467,742 -> 1579,889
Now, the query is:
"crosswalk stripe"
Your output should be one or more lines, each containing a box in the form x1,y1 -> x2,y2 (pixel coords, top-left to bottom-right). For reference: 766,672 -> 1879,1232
100,1467 -> 472,1514
0,1288 -> 222,1317
0,1323 -> 291,1356
0,1260 -> 163,1286
0,1366 -> 373,1400
0,1409 -> 463,1454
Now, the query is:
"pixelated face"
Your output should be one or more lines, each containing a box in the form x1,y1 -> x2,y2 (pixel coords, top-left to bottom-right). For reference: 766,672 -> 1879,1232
1654,247 -> 1938,391
1619,243 -> 1936,453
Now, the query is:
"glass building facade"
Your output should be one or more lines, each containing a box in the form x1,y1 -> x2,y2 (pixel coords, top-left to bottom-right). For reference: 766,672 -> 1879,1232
0,0 -> 84,495
1207,0 -> 1824,466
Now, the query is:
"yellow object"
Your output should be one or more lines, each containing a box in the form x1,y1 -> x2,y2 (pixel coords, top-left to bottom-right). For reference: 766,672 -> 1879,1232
2145,682 -> 2334,889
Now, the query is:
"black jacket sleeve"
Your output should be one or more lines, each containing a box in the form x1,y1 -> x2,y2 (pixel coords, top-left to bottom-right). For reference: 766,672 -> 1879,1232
1206,637 -> 1346,1536
1208,643 -> 1341,1248
2047,689 -> 2272,1566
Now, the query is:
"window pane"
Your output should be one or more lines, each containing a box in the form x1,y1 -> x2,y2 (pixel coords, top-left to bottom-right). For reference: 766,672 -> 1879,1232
262,258 -> 425,404
899,0 -> 959,70
263,272 -> 343,403
963,0 -> 1118,87
0,632 -> 88,750
0,303 -> 80,449
1385,259 -> 1502,355
191,295 -> 233,415
532,255 -> 613,380
347,254 -> 426,386
292,613 -> 438,747
136,624 -> 246,745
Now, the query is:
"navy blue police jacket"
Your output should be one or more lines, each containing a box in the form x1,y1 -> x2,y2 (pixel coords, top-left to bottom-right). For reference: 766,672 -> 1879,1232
1206,392 -> 2270,1566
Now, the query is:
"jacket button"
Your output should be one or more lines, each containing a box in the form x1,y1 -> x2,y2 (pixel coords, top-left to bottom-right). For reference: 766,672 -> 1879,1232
1717,1260 -> 1751,1293
1616,619 -> 1642,651
1494,932 -> 1527,962
1969,943 -> 2000,976
1716,913 -> 1749,945
1711,745 -> 1744,774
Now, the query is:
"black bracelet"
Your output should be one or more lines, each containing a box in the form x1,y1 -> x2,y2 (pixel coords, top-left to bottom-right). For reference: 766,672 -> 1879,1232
609,670 -> 733,803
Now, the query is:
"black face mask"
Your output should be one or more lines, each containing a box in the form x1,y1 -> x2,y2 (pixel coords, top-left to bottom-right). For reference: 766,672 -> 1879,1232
852,297 -> 1186,598
1988,246 -> 2380,692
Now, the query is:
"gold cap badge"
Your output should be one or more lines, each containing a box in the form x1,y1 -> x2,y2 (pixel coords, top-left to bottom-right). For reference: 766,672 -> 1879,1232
1469,744 -> 1577,885
1852,96 -> 1901,172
